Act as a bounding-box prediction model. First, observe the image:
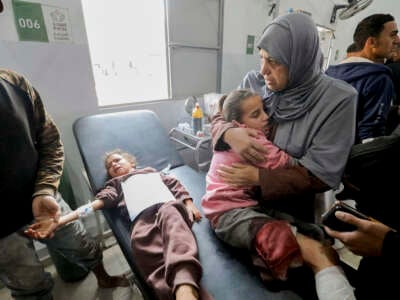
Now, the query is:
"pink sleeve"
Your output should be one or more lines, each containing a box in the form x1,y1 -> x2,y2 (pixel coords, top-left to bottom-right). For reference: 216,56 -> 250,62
254,134 -> 291,170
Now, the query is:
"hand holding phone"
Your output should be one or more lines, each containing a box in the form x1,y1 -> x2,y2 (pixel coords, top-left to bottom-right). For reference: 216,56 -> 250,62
322,201 -> 370,232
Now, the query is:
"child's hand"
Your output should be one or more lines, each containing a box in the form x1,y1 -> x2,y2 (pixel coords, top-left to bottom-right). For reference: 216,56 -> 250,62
185,199 -> 202,222
24,217 -> 59,239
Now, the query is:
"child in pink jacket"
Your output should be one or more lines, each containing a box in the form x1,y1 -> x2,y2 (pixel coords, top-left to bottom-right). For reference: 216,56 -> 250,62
202,89 -> 355,300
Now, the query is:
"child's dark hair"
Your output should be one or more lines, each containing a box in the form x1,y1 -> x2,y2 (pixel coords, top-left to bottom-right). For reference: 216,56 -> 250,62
219,89 -> 258,122
346,42 -> 359,54
104,149 -> 136,169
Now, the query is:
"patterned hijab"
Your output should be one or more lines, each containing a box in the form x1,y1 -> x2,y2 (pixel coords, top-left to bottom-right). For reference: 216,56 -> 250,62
256,13 -> 325,122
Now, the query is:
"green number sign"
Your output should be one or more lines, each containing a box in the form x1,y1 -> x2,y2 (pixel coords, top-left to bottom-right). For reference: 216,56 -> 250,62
12,0 -> 48,42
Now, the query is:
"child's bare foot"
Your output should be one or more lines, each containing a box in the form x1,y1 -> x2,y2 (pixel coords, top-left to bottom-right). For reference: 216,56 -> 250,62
97,274 -> 130,288
175,284 -> 199,300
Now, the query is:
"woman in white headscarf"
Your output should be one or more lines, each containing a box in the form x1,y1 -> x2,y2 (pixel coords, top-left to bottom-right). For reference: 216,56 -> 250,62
210,13 -> 357,300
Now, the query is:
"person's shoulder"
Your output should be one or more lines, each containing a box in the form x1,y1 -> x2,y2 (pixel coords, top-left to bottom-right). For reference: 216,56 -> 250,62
240,70 -> 265,87
367,63 -> 393,75
135,167 -> 157,174
326,61 -> 374,75
103,175 -> 121,186
243,70 -> 262,80
103,170 -> 138,187
323,74 -> 357,97
0,68 -> 34,95
362,64 -> 394,88
0,68 -> 25,85
347,62 -> 393,78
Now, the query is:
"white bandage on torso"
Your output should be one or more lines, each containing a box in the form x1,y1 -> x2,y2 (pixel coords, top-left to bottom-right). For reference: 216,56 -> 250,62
76,203 -> 94,218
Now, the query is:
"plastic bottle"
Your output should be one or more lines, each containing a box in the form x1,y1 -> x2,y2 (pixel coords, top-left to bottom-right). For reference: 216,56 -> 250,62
192,103 -> 203,136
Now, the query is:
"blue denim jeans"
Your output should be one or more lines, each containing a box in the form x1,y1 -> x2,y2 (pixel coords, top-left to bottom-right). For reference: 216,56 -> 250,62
0,193 -> 102,300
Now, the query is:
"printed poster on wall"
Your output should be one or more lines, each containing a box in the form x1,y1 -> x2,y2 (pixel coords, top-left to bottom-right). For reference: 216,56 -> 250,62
12,0 -> 72,43
42,5 -> 72,42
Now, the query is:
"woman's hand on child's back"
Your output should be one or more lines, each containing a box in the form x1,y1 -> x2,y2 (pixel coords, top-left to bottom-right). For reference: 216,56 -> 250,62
224,127 -> 267,164
217,162 -> 259,187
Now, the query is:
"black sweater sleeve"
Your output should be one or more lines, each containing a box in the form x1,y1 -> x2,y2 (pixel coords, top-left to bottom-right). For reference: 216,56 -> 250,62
381,230 -> 400,261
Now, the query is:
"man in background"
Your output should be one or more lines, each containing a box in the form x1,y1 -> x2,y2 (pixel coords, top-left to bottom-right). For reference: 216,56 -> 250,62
326,14 -> 400,300
326,13 -> 399,144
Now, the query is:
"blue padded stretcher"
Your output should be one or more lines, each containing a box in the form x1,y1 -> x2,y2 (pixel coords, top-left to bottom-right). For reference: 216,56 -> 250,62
73,109 -> 312,300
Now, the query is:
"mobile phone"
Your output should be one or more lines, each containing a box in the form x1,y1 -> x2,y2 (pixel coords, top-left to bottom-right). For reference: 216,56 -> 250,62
321,201 -> 370,232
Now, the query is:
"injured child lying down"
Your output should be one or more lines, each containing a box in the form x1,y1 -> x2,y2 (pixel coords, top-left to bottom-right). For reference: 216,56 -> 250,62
26,149 -> 212,300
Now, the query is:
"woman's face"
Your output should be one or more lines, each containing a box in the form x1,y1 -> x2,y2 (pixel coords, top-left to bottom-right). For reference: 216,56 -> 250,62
240,95 -> 269,131
259,48 -> 289,92
105,153 -> 135,178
